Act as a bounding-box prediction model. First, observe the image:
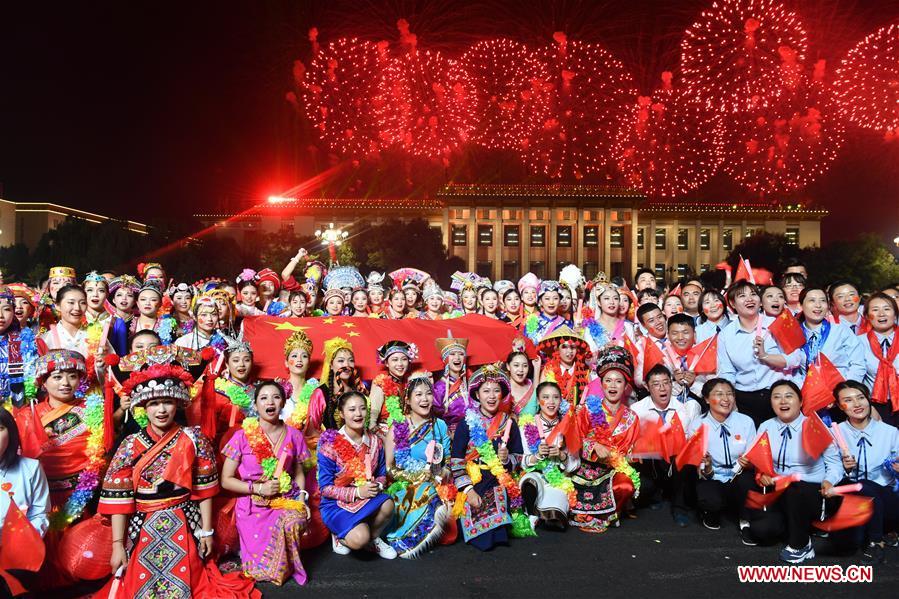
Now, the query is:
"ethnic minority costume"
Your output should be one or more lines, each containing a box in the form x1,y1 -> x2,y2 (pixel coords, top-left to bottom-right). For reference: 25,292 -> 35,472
279,330 -> 329,549
508,380 -> 538,418
523,312 -> 572,344
98,345 -> 258,599
307,337 -> 368,432
518,410 -> 579,527
570,347 -> 641,533
222,424 -> 310,585
0,318 -> 38,409
450,365 -> 530,550
385,416 -> 454,557
316,428 -> 389,539
371,340 -> 418,437
432,335 -> 472,435
537,325 -> 591,406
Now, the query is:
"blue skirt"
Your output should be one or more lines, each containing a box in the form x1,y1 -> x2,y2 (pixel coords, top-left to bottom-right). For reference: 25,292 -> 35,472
321,493 -> 389,539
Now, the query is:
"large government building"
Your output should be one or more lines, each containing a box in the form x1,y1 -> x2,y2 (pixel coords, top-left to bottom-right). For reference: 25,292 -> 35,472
195,183 -> 827,283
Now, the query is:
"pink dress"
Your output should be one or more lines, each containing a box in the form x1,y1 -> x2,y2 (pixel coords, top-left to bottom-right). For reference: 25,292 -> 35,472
222,426 -> 310,585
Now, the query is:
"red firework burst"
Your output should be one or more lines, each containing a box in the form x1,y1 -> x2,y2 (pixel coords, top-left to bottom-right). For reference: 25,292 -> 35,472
459,39 -> 552,152
834,23 -> 899,136
525,33 -> 636,180
720,62 -> 844,196
616,72 -> 724,198
375,47 -> 478,161
680,0 -> 808,113
299,38 -> 386,159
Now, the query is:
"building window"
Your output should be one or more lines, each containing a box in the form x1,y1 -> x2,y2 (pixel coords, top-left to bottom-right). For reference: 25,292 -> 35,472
557,225 -> 572,247
503,261 -> 519,281
452,225 -> 467,246
530,225 -> 546,247
584,226 -> 599,247
637,227 -> 645,250
700,263 -> 711,273
476,261 -> 492,278
786,227 -> 799,246
655,228 -> 666,250
531,261 -> 546,279
654,263 -> 666,283
677,263 -> 689,278
722,228 -> 733,251
583,261 -> 598,280
503,225 -> 520,247
610,226 -> 624,249
478,225 -> 493,246
677,228 -> 688,250
699,228 -> 710,250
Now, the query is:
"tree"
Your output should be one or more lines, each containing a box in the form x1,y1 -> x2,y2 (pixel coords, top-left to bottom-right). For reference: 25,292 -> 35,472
725,231 -> 802,282
350,219 -> 462,284
802,234 -> 899,292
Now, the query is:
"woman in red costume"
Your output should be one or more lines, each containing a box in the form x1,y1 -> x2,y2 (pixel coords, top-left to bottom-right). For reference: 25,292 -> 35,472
101,345 -> 259,598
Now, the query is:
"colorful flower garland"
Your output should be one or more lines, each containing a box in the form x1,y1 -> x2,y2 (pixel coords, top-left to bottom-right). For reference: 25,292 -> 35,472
243,417 -> 293,493
19,327 -> 39,400
524,313 -> 539,337
156,315 -> 178,345
518,414 -> 576,508
463,410 -> 535,538
583,394 -> 640,498
320,429 -> 369,488
387,419 -> 465,518
50,390 -> 106,530
375,374 -> 405,427
215,376 -> 253,415
284,378 -> 319,430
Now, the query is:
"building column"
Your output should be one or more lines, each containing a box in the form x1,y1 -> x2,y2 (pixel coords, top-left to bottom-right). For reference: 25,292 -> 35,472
493,213 -> 502,281
441,208 -> 450,249
628,207 -> 639,279
602,207 -> 612,275
690,218 -> 700,274
548,207 -> 558,279
521,207 -> 530,276
576,204 -> 585,271
648,218 -> 657,275
468,207 -> 477,273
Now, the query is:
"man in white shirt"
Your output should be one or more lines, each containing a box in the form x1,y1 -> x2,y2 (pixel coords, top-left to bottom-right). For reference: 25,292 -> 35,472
631,364 -> 699,527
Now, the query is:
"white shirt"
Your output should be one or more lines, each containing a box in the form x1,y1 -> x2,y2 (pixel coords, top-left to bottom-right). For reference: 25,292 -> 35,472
631,395 -> 701,431
175,330 -> 213,350
717,316 -> 800,392
0,457 -> 50,536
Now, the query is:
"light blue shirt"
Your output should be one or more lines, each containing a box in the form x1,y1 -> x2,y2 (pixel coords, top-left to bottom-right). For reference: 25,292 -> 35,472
862,330 -> 899,393
791,321 -> 866,385
837,419 -> 899,487
717,316 -> 799,392
758,414 -> 843,485
688,411 -> 756,482
696,315 -> 730,343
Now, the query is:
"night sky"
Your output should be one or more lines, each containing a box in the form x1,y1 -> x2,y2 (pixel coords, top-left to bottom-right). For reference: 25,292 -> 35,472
1,1 -> 897,243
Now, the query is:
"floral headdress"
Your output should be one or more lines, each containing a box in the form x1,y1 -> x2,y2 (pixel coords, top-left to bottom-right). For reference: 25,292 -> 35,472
468,362 -> 510,400
82,271 -> 108,287
35,349 -> 87,384
284,330 -> 313,358
119,345 -> 203,408
376,340 -> 419,364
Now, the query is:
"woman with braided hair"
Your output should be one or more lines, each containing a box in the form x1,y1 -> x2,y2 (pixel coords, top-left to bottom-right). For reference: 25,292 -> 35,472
307,337 -> 367,432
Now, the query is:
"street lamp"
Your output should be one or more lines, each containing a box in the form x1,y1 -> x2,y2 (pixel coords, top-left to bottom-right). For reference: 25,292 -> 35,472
315,223 -> 349,265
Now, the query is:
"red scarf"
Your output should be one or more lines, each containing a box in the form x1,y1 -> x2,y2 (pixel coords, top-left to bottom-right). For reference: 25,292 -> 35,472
868,328 -> 899,412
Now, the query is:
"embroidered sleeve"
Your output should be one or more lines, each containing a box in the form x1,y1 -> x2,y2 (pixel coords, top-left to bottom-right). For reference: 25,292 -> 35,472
504,424 -> 524,471
450,419 -> 472,490
98,434 -> 140,515
190,427 -> 219,499
317,448 -> 357,503
220,430 -> 244,462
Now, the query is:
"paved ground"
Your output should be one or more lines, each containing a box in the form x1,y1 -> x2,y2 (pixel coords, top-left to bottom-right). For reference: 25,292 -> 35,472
255,507 -> 896,599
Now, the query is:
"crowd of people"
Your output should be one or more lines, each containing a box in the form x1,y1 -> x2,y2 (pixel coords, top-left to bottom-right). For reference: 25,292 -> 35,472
1,248 -> 898,597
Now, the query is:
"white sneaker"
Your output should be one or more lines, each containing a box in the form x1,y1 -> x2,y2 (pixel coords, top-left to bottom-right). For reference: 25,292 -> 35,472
332,534 -> 350,555
372,537 -> 398,559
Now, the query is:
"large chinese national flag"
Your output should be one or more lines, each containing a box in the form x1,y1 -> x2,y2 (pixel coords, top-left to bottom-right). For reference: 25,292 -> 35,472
243,314 -> 537,380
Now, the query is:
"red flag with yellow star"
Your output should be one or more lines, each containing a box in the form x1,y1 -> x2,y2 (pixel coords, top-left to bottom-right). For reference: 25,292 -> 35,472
812,494 -> 874,532
768,310 -> 807,354
802,411 -> 834,459
243,314 -> 537,380
801,354 -> 845,415
0,500 -> 45,572
743,431 -> 775,476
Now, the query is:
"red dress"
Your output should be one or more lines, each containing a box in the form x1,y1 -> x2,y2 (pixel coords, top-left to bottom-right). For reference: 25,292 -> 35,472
98,425 -> 259,598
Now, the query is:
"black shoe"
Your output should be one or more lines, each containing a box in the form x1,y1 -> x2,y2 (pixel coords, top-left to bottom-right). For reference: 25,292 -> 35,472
740,521 -> 757,546
862,543 -> 886,565
702,512 -> 721,530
